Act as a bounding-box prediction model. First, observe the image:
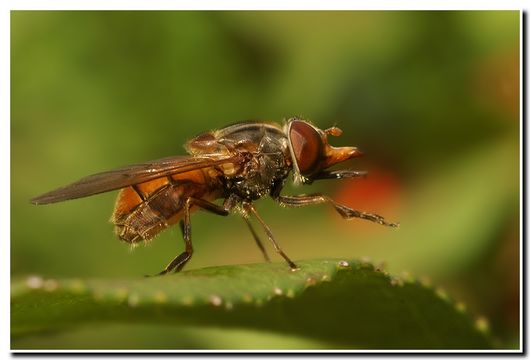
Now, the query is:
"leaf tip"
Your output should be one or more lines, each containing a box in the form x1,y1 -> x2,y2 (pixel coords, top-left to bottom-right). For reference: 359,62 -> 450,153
390,276 -> 405,287
455,302 -> 467,313
152,291 -> 168,304
113,287 -> 129,301
474,316 -> 490,334
180,296 -> 194,306
419,275 -> 433,288
338,260 -> 350,268
209,295 -> 223,307
25,275 -> 44,290
286,289 -> 296,298
305,276 -> 317,287
273,287 -> 283,296
67,279 -> 88,294
127,293 -> 141,307
435,287 -> 450,301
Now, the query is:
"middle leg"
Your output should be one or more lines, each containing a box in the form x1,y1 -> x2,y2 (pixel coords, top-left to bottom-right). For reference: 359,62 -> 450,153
243,202 -> 298,270
242,216 -> 270,262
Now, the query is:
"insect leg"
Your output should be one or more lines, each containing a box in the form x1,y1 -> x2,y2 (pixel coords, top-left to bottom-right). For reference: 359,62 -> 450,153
243,203 -> 298,270
222,193 -> 270,261
155,220 -> 189,276
311,170 -> 368,181
242,216 -> 271,262
278,194 -> 399,227
156,197 -> 231,275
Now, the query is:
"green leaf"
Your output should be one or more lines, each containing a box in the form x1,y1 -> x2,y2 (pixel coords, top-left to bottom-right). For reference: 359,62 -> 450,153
11,259 -> 492,349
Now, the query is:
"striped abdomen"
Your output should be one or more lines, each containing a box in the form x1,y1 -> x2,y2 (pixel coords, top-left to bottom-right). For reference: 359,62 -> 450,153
111,168 -> 220,244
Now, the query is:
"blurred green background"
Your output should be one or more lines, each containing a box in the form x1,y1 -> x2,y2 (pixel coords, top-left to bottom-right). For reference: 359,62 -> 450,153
11,11 -> 519,348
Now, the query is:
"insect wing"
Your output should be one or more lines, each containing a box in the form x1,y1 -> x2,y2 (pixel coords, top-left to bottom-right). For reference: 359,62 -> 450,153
31,154 -> 238,204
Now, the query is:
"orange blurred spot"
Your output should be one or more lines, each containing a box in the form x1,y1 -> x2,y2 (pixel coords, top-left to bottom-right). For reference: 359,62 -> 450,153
332,168 -> 401,235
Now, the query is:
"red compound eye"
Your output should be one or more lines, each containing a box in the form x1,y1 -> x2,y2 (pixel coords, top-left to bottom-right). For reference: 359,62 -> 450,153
289,121 -> 323,176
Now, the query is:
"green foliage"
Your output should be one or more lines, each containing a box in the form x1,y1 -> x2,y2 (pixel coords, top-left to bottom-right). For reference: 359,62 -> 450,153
12,259 -> 491,349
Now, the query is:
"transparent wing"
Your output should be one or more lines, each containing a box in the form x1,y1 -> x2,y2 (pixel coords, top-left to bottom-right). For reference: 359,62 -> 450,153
30,154 -> 238,205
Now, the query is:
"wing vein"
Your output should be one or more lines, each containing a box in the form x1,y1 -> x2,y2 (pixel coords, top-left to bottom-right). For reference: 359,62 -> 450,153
30,154 -> 238,205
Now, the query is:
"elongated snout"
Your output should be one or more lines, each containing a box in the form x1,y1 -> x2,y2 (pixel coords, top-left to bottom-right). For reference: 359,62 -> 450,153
322,145 -> 363,169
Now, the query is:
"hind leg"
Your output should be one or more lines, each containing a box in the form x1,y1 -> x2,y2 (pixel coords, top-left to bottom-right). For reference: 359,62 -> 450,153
156,197 -> 231,275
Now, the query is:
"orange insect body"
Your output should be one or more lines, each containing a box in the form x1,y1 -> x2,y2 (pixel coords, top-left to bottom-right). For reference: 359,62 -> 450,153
112,169 -> 222,243
31,118 -> 397,274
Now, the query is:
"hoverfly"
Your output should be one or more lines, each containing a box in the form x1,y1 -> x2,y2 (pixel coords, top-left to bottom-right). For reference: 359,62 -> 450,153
31,118 -> 398,275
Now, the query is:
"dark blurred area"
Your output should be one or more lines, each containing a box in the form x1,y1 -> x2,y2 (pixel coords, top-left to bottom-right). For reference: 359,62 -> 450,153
11,11 -> 520,348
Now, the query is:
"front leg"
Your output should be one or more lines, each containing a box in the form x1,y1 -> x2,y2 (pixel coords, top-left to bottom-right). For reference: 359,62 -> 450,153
312,169 -> 368,181
277,194 -> 399,227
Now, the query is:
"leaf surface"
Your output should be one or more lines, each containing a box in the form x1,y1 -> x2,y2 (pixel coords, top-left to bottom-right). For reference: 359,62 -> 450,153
11,259 -> 492,349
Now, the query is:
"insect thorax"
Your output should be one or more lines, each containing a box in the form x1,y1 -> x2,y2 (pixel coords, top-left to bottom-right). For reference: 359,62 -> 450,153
222,150 -> 290,201
219,124 -> 290,201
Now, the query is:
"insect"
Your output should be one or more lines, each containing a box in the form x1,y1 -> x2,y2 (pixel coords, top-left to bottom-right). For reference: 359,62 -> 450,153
31,118 -> 398,275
